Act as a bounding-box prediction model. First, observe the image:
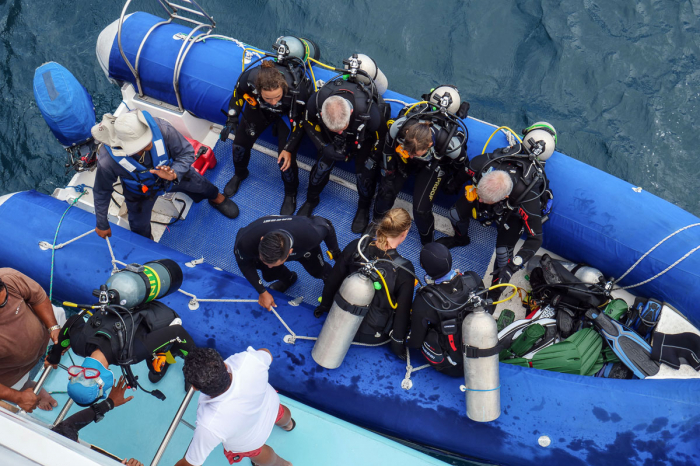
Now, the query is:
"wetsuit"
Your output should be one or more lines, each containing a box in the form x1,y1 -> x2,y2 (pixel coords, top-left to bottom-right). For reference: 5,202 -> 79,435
226,62 -> 312,196
52,399 -> 115,441
302,78 -> 388,208
318,238 -> 415,357
407,272 -> 484,377
93,116 -> 220,239
374,113 -> 468,244
47,301 -> 193,368
447,145 -> 549,292
234,215 -> 340,294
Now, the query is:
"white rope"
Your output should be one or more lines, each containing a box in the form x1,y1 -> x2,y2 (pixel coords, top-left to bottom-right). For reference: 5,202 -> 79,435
39,229 -> 94,251
613,223 -> 700,288
401,348 -> 431,390
617,245 -> 700,290
384,98 -> 409,106
105,237 -> 126,273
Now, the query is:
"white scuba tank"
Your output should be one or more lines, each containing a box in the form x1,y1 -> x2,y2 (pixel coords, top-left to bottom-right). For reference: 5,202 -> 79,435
462,308 -> 500,422
527,255 -> 604,285
312,272 -> 375,369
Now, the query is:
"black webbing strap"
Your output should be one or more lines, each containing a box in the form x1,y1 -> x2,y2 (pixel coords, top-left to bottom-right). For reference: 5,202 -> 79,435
463,342 -> 505,359
334,293 -> 370,317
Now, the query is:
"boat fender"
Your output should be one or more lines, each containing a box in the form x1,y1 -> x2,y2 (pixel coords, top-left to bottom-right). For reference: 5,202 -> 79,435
462,307 -> 501,422
312,272 -> 375,369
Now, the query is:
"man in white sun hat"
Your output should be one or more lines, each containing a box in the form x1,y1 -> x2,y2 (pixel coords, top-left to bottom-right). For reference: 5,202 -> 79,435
91,109 -> 239,239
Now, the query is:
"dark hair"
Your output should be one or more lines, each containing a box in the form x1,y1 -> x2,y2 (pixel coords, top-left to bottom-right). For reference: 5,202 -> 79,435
259,231 -> 289,264
255,60 -> 288,94
182,348 -> 230,397
403,121 -> 432,156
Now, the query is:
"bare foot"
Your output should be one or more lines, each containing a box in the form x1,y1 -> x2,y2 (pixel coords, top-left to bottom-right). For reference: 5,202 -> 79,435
37,388 -> 58,411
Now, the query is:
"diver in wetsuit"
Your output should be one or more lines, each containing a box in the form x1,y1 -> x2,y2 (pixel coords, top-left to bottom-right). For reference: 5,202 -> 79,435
46,299 -> 194,405
437,123 -> 556,297
407,243 -> 485,377
296,54 -> 389,233
234,215 -> 342,312
373,86 -> 469,244
314,208 -> 415,359
221,55 -> 313,215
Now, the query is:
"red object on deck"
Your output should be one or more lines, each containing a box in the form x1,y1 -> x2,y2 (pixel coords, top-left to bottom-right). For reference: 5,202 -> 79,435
185,136 -> 217,175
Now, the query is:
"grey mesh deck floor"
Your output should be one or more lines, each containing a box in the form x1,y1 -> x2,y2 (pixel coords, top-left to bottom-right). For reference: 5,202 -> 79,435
159,139 -> 496,305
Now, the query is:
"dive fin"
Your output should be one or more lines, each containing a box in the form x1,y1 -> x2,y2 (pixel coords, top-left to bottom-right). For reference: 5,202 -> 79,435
585,309 -> 660,379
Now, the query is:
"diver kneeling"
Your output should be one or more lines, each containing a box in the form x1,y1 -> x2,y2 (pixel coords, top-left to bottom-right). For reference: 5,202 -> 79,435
314,208 -> 415,359
406,243 -> 485,377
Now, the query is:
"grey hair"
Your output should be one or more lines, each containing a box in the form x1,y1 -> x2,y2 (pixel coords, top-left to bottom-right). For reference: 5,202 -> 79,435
321,96 -> 352,132
477,170 -> 513,204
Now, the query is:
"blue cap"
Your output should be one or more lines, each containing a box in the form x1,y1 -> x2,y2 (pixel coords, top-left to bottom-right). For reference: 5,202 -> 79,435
66,357 -> 115,407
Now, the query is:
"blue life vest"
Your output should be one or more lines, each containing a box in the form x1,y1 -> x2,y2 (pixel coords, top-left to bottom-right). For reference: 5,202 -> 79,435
105,111 -> 172,196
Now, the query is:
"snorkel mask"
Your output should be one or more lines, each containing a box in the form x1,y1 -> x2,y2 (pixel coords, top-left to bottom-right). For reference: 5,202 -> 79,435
66,357 -> 115,406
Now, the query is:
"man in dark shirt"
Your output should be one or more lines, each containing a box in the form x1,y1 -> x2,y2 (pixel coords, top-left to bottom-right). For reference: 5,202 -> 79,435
91,110 -> 239,239
234,215 -> 341,311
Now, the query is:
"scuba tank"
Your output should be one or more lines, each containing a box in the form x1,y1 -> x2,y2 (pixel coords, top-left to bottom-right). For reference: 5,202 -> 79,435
526,255 -> 604,285
312,272 -> 375,369
104,259 -> 183,309
273,36 -> 321,62
33,62 -> 97,172
462,307 -> 501,422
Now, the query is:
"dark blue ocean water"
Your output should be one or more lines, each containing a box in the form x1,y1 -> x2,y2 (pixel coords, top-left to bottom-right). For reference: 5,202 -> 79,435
2,0 -> 700,217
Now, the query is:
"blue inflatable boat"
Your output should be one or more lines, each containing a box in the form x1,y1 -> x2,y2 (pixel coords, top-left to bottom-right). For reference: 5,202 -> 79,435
6,9 -> 700,466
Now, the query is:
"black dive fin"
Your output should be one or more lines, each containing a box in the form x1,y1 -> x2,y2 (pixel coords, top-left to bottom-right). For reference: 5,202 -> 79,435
586,309 -> 660,379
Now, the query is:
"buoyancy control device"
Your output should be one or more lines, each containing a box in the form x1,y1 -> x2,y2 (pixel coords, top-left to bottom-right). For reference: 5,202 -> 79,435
33,62 -> 98,172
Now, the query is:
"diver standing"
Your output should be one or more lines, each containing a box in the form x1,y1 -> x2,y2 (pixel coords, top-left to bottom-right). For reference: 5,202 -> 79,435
314,208 -> 415,359
407,243 -> 485,377
234,215 -> 342,311
373,86 -> 469,244
437,123 -> 556,297
297,54 -> 389,233
221,43 -> 314,215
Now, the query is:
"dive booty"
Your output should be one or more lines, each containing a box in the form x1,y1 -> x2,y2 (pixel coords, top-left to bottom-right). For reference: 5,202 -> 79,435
297,199 -> 319,217
224,174 -> 247,197
312,273 -> 375,369
280,195 -> 297,216
209,198 -> 239,219
351,206 -> 370,234
436,234 -> 471,249
269,272 -> 298,293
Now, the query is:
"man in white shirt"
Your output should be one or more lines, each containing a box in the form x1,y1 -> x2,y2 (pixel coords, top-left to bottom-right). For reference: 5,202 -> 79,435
174,347 -> 294,466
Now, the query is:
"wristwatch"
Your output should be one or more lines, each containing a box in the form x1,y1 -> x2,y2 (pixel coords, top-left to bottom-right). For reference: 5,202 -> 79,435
48,325 -> 62,333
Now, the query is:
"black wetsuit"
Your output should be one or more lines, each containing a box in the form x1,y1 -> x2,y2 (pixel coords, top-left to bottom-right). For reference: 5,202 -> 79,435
374,115 -> 468,244
52,399 -> 115,442
449,145 -> 548,284
407,272 -> 484,377
48,301 -> 193,367
319,238 -> 415,357
302,79 -> 388,207
227,62 -> 312,195
234,215 -> 340,294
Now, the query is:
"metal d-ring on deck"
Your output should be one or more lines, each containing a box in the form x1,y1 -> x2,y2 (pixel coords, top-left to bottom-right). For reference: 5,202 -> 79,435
117,0 -> 216,99
150,386 -> 196,466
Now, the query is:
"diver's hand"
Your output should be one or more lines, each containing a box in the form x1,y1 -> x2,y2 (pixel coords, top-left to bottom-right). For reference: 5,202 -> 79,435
108,376 -> 134,408
95,227 -> 112,239
259,291 -> 277,312
278,150 -> 292,172
149,166 -> 177,181
15,388 -> 40,412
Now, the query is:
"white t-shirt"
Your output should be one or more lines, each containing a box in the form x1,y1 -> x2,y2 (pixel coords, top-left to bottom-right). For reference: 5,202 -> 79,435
185,347 -> 280,465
